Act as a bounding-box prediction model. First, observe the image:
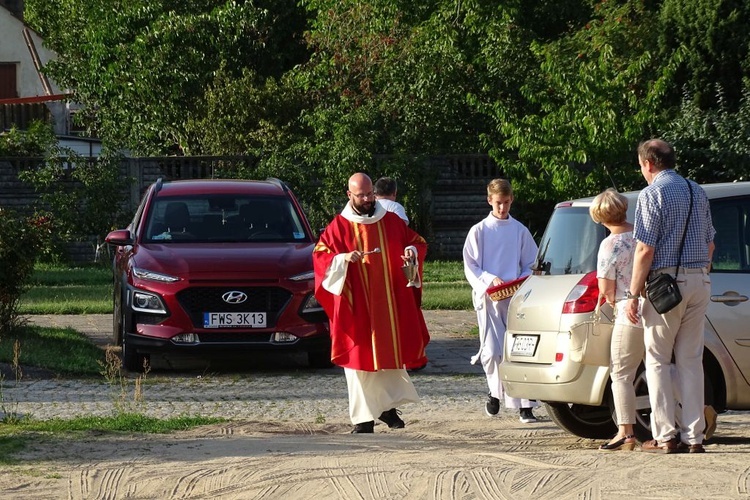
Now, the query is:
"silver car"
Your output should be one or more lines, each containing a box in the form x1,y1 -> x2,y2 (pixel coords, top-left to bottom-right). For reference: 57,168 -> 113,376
499,182 -> 750,440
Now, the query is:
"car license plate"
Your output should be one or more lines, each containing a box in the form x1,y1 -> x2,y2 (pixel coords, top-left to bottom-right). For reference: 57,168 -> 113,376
511,335 -> 539,356
203,312 -> 267,328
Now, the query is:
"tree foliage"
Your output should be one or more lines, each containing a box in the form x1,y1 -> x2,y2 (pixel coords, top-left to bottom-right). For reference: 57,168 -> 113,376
3,122 -> 131,262
26,0 -> 309,155
665,84 -> 750,183
23,0 -> 750,222
484,1 -> 679,201
19,148 -> 131,253
659,0 -> 750,110
0,209 -> 50,332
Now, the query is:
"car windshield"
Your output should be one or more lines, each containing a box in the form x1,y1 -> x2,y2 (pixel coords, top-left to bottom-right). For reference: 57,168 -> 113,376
143,195 -> 309,243
535,206 -> 607,275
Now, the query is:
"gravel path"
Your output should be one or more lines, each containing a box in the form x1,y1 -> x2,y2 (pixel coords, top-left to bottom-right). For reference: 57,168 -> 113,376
4,311 -> 497,422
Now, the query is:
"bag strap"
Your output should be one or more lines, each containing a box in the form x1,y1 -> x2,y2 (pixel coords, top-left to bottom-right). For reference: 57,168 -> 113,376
674,178 -> 693,279
594,294 -> 602,321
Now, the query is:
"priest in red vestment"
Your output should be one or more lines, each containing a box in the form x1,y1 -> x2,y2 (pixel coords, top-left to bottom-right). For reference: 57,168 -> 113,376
314,173 -> 430,433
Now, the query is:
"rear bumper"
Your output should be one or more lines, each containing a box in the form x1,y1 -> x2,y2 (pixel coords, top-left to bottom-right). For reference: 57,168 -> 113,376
499,360 -> 611,406
500,326 -> 612,405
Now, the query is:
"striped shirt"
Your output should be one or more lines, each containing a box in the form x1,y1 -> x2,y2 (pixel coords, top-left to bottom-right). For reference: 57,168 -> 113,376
633,170 -> 715,270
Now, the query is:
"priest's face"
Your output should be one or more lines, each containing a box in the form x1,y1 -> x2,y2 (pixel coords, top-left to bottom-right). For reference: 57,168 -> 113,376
348,186 -> 376,216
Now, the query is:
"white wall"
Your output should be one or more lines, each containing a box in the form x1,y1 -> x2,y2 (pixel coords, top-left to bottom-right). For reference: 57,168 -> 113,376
0,7 -> 66,133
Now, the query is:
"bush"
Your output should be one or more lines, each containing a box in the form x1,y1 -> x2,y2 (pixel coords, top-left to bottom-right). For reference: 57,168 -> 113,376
0,210 -> 50,333
17,150 -> 132,264
4,121 -> 131,263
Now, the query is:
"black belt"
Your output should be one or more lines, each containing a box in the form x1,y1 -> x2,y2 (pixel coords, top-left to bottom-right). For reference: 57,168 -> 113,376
651,266 -> 707,278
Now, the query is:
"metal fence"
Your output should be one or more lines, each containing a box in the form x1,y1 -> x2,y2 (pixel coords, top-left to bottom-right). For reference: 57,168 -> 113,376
1,153 -> 499,260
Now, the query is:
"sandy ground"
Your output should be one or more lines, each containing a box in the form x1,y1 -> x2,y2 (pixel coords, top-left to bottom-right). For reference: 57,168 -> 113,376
3,313 -> 750,499
4,411 -> 750,499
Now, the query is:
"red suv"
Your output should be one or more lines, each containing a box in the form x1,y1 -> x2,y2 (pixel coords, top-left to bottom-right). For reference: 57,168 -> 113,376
105,178 -> 329,371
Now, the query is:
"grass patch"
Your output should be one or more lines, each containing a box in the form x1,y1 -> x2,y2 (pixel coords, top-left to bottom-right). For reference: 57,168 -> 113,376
0,435 -> 27,465
0,325 -> 104,376
421,261 -> 472,310
9,413 -> 225,433
0,414 -> 226,463
18,285 -> 113,314
20,263 -> 113,314
423,260 -> 466,282
422,282 -> 472,310
27,264 -> 111,287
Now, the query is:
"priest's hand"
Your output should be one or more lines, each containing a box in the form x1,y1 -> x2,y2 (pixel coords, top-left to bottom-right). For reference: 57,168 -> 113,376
402,248 -> 415,264
345,251 -> 364,263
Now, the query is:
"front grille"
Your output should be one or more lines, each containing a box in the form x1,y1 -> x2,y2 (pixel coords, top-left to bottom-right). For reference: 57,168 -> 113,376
177,286 -> 292,329
191,332 -> 277,343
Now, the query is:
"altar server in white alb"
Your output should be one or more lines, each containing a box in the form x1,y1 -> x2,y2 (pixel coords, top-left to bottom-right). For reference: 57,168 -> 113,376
463,178 -> 540,423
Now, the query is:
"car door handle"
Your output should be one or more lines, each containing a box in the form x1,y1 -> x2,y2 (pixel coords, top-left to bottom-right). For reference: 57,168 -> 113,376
710,292 -> 749,305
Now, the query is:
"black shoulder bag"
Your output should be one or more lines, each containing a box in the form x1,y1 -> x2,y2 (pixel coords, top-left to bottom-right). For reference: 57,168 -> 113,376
645,179 -> 693,314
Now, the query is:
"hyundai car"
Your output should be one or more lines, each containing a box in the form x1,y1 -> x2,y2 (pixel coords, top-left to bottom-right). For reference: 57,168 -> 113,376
105,178 -> 329,371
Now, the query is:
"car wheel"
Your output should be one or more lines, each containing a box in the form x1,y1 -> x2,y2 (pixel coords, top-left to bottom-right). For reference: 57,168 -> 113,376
113,289 -> 125,346
544,402 -> 617,439
307,348 -> 333,369
121,334 -> 149,372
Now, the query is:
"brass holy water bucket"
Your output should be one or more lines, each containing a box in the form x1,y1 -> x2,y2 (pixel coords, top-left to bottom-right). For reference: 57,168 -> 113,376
401,257 -> 419,287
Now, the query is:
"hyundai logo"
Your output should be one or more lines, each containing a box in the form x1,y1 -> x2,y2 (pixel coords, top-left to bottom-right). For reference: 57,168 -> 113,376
222,291 -> 248,304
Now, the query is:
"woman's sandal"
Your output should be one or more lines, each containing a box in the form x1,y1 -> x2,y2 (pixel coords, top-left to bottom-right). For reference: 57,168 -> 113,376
599,434 -> 636,451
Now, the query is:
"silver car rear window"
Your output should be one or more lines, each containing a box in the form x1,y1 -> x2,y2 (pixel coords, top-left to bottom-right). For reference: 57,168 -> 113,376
536,206 -> 607,275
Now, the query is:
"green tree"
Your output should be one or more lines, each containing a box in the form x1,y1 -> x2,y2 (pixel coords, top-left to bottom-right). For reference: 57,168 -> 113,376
26,0 -> 309,155
290,0 -> 497,231
0,210 -> 50,332
659,0 -> 750,111
17,147 -> 132,263
25,0 -> 750,217
665,84 -> 750,183
0,121 -> 55,157
2,122 -> 130,262
459,1 -> 590,204
487,1 -> 683,201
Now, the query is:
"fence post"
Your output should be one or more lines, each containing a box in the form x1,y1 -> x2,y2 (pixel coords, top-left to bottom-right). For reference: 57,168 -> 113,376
128,157 -> 141,212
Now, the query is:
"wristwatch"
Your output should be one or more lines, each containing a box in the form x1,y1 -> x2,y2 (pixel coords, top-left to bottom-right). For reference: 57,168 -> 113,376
625,291 -> 639,300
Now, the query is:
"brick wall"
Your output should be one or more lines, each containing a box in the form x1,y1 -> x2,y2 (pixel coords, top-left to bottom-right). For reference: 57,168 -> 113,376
428,155 -> 502,258
0,158 -> 38,211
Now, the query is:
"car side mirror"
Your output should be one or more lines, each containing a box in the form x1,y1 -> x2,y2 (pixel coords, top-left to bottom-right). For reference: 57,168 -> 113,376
105,229 -> 133,246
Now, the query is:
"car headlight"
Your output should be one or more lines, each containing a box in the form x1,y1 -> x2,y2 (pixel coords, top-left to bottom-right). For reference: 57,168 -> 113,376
301,293 -> 324,313
133,267 -> 180,283
289,270 -> 315,281
131,291 -> 167,314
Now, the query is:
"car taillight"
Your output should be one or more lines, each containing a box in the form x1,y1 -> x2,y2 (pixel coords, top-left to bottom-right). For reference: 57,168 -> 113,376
561,271 -> 602,314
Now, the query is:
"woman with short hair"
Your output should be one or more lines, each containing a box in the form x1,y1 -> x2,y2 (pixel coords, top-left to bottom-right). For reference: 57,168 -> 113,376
589,188 -> 643,451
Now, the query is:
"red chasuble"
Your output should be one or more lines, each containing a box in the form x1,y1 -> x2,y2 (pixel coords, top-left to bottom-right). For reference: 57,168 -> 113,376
314,209 -> 430,371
